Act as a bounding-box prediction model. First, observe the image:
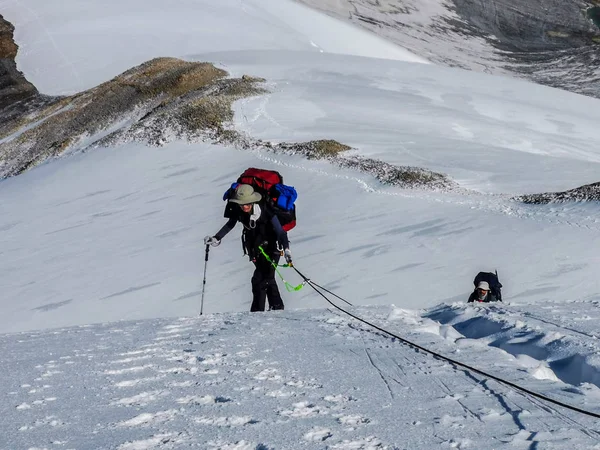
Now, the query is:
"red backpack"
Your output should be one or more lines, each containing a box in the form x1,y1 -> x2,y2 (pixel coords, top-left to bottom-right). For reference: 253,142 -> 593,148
237,168 -> 282,193
223,168 -> 298,231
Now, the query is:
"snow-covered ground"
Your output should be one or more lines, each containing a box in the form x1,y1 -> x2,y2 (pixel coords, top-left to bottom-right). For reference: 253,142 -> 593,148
3,303 -> 600,448
2,0 -> 600,448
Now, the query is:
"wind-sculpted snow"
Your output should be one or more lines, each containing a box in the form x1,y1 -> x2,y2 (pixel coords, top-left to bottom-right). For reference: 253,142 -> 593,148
296,0 -> 600,99
424,302 -> 600,388
1,306 -> 600,449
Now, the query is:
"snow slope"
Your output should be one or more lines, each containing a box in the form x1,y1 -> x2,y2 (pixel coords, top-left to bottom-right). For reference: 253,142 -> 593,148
0,0 -> 426,96
3,303 -> 600,449
1,0 -> 600,448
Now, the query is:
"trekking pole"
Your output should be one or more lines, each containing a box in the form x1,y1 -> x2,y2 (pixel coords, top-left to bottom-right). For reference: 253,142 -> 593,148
200,244 -> 210,316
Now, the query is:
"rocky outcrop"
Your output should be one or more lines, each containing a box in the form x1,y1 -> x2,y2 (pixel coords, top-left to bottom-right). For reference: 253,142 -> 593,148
269,139 -> 457,191
295,0 -> 600,99
515,181 -> 600,203
0,57 -> 267,177
0,14 -> 38,110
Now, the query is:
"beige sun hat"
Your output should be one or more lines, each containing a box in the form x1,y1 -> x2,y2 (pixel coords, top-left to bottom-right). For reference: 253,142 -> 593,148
229,184 -> 262,205
477,281 -> 490,291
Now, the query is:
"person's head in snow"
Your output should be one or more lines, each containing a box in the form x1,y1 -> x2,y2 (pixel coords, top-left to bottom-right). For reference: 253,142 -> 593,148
468,280 -> 499,303
204,183 -> 292,313
476,281 -> 490,301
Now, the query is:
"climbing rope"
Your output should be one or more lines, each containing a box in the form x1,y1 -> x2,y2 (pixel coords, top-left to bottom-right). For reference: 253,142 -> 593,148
258,246 -> 305,292
292,265 -> 600,421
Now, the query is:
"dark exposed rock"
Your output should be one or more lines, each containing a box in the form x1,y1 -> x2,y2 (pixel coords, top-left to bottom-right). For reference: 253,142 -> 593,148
452,0 -> 598,53
295,0 -> 600,99
265,139 -> 457,191
515,182 -> 600,204
0,14 -> 38,111
337,156 -> 457,190
275,140 -> 351,159
451,0 -> 600,98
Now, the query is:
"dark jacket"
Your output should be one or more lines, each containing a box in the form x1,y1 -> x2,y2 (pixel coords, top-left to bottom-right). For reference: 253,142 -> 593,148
467,290 -> 499,303
215,202 -> 289,259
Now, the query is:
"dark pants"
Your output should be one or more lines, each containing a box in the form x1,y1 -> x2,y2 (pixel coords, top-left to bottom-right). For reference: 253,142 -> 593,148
251,251 -> 284,312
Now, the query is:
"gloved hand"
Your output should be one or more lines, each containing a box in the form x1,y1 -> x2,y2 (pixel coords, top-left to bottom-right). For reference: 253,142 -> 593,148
284,248 -> 293,265
204,235 -> 221,247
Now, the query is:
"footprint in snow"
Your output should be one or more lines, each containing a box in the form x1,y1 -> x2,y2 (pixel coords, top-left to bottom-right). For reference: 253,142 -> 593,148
435,414 -> 465,428
118,348 -> 159,356
245,359 -> 266,367
158,366 -> 199,375
194,416 -> 258,427
117,409 -> 178,427
265,388 -> 297,398
18,415 -> 67,431
285,378 -> 323,389
205,439 -> 261,449
176,394 -> 231,405
35,369 -> 62,380
323,394 -> 356,403
280,401 -> 328,418
440,438 -> 472,449
442,393 -> 465,401
304,426 -> 333,442
153,334 -> 184,341
328,436 -> 385,449
166,352 -> 201,364
109,354 -> 153,364
117,433 -> 179,450
114,375 -> 165,388
254,368 -> 282,381
31,397 -> 58,405
24,384 -> 52,394
104,365 -> 154,375
336,414 -> 370,427
235,385 -> 265,393
112,390 -> 168,406
16,397 -> 57,409
158,323 -> 195,332
168,380 -> 196,388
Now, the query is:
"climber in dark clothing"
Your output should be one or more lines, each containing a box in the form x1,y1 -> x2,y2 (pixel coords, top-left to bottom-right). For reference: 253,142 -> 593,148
467,281 -> 500,303
204,184 -> 292,312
